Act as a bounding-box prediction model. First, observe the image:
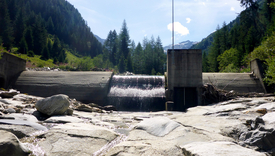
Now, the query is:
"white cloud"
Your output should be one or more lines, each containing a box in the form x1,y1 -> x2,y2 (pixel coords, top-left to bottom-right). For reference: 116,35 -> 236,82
167,22 -> 189,36
230,7 -> 235,11
186,18 -> 191,24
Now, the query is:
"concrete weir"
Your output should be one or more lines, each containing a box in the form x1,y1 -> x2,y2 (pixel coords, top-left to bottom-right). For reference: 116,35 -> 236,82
13,71 -> 113,104
203,73 -> 265,93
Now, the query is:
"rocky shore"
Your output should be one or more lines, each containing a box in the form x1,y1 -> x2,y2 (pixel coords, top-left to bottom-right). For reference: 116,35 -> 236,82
0,89 -> 275,156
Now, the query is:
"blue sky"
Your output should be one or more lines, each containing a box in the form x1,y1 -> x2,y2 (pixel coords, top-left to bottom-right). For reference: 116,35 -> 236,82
66,0 -> 245,46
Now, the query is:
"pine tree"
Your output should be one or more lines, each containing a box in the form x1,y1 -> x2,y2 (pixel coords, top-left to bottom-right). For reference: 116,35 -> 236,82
52,35 -> 61,58
32,14 -> 47,55
133,42 -> 143,74
118,20 -> 130,59
202,51 -> 209,72
41,47 -> 50,60
126,53 -> 133,72
14,8 -> 26,45
0,0 -> 14,49
118,55 -> 126,73
25,27 -> 34,51
208,25 -> 221,72
47,17 -> 55,34
18,37 -> 28,54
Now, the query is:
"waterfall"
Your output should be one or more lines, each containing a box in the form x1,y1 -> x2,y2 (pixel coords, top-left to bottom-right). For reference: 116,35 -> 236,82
107,75 -> 166,111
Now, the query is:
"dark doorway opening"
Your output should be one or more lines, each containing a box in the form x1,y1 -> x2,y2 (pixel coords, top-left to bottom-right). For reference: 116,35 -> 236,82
173,87 -> 197,111
0,77 -> 5,88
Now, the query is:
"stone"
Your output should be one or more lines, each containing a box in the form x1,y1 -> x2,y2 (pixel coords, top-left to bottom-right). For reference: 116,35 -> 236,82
76,104 -> 103,113
262,112 -> 275,124
135,117 -> 180,137
0,89 -> 20,98
4,113 -> 38,123
0,119 -> 47,131
4,108 -> 16,114
35,94 -> 70,116
256,108 -> 267,115
0,124 -> 41,139
239,113 -> 275,153
64,108 -> 74,115
44,116 -> 83,123
0,130 -> 30,156
38,123 -> 118,156
103,105 -> 117,111
180,141 -> 265,156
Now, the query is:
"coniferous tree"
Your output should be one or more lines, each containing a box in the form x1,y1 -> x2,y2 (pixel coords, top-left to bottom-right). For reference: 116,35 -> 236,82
133,42 -> 143,74
14,8 -> 26,45
32,14 -> 47,55
118,55 -> 125,73
0,0 -> 14,49
208,25 -> 221,72
18,36 -> 28,54
126,53 -> 133,72
52,35 -> 61,58
118,20 -> 130,59
25,26 -> 34,51
202,51 -> 209,72
41,47 -> 50,60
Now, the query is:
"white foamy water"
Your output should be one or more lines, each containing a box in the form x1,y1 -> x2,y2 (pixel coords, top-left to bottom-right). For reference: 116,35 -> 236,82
108,75 -> 165,98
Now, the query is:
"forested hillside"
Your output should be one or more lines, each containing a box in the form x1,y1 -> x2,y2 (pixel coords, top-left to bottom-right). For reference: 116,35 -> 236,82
192,0 -> 274,73
0,0 -> 166,75
0,0 -> 102,62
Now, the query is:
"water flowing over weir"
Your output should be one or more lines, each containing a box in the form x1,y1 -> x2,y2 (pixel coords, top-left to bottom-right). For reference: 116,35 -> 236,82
107,75 -> 166,111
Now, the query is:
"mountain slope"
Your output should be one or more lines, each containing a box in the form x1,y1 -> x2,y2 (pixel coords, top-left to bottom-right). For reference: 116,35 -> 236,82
163,40 -> 198,52
0,0 -> 102,59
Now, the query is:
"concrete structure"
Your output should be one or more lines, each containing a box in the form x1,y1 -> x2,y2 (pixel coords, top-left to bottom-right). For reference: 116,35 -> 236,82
14,71 -> 113,104
203,73 -> 265,93
166,49 -> 202,111
0,53 -> 26,89
250,59 -> 267,93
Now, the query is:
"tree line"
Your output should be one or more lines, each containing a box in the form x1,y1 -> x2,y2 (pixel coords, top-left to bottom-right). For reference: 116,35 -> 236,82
102,20 -> 166,75
192,0 -> 275,73
0,0 -> 102,62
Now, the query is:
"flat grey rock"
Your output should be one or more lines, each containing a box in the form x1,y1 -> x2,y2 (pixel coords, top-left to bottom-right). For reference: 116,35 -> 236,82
0,119 -> 47,131
39,123 -> 118,156
44,116 -> 83,123
262,112 -> 275,124
0,130 -> 30,156
4,113 -> 38,123
0,124 -> 40,138
135,117 -> 180,137
180,141 -> 265,156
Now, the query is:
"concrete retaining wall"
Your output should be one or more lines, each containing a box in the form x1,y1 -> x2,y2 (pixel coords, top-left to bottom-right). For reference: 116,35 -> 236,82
0,53 -> 26,88
14,71 -> 113,104
250,59 -> 267,93
203,73 -> 265,93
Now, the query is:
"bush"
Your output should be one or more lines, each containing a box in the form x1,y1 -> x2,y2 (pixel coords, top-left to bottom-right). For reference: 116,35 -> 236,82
221,63 -> 239,73
27,51 -> 34,57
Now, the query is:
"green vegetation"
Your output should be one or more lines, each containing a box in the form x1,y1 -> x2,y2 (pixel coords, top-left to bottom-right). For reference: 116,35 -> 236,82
0,0 -> 166,75
0,0 -> 102,62
102,20 -> 166,75
192,0 -> 275,88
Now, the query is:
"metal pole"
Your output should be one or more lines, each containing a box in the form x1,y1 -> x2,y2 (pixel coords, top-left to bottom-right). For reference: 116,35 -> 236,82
172,0 -> 175,65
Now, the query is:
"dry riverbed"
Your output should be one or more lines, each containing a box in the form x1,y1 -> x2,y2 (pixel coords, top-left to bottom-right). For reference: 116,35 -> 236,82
0,91 -> 275,156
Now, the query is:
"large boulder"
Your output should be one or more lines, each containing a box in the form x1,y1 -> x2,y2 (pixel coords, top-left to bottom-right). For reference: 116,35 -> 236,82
0,130 -> 30,156
35,94 -> 70,116
239,112 -> 275,153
